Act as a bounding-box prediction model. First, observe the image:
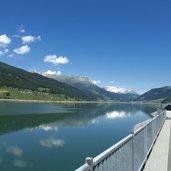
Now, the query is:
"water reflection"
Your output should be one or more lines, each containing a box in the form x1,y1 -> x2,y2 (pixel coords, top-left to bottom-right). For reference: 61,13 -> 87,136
36,124 -> 59,131
0,101 -> 68,115
0,156 -> 2,164
40,138 -> 65,148
6,146 -> 23,157
0,103 -> 157,135
0,142 -> 31,170
0,102 -> 158,171
13,159 -> 27,168
106,111 -> 131,119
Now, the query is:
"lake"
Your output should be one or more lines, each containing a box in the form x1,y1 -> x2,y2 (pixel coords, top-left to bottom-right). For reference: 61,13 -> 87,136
0,101 -> 158,171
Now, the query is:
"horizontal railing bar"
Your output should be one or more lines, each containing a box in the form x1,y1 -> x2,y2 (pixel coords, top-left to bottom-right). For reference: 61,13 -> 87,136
133,112 -> 162,136
133,119 -> 152,134
75,164 -> 90,171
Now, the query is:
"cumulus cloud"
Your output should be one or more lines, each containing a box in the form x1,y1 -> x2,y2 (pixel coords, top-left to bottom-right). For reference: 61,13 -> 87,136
44,70 -> 57,75
105,86 -> 134,94
40,138 -> 65,148
0,49 -> 9,56
22,35 -> 41,44
92,80 -> 101,85
13,45 -> 30,55
17,25 -> 26,33
0,34 -> 11,47
44,55 -> 69,65
44,70 -> 61,76
56,70 -> 62,76
6,146 -> 23,157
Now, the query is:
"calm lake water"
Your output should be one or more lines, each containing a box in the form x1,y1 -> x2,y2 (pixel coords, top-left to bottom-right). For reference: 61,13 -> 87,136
0,101 -> 158,171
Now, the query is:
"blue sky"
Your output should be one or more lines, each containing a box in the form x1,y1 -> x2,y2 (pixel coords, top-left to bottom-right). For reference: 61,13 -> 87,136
0,0 -> 171,94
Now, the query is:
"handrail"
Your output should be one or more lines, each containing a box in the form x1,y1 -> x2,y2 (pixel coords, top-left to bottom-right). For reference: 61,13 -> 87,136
75,109 -> 166,171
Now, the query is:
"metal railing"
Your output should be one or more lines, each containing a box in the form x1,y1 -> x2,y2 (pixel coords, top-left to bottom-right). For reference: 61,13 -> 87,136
75,109 -> 166,171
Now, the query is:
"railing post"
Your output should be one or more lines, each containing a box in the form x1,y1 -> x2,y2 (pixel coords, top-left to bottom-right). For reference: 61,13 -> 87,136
85,157 -> 94,171
131,132 -> 134,171
144,125 -> 147,156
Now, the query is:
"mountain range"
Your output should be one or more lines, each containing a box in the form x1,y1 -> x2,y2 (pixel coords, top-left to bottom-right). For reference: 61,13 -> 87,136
0,62 -> 94,101
104,85 -> 137,94
42,74 -> 139,101
137,86 -> 171,103
0,61 -> 170,103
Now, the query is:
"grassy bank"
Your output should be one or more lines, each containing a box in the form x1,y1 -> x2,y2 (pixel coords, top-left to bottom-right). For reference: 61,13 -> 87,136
0,87 -> 75,101
0,87 -> 166,105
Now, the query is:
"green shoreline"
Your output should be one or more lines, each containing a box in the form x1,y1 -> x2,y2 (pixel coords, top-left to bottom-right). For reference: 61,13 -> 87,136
0,98 -> 119,104
0,98 -> 162,105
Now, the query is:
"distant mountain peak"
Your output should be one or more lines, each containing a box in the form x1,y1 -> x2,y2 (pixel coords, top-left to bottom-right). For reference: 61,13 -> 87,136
105,86 -> 137,94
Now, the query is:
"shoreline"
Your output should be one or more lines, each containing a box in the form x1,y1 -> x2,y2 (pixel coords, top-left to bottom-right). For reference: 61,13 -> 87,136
0,98 -> 162,105
0,98 -> 116,104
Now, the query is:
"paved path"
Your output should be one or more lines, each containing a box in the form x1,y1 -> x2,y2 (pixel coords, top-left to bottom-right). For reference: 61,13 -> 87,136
168,119 -> 171,171
143,111 -> 171,171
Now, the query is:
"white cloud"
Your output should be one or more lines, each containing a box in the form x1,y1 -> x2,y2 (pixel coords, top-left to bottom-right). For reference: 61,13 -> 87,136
17,25 -> 26,33
56,71 -> 62,76
105,86 -> 134,94
0,34 -> 11,47
13,45 -> 30,55
22,35 -> 41,44
56,71 -> 62,75
44,70 -> 57,75
44,55 -> 69,65
6,146 -> 23,157
92,80 -> 101,85
44,70 -> 61,76
40,138 -> 65,148
8,53 -> 14,58
0,49 -> 9,56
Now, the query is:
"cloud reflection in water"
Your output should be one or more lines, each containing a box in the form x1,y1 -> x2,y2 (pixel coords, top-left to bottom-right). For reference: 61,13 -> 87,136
13,159 -> 27,168
6,146 -> 23,157
106,111 -> 131,119
40,138 -> 65,148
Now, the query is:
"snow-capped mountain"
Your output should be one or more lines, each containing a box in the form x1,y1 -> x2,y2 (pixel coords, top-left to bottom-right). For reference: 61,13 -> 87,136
105,86 -> 137,94
35,72 -> 139,101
